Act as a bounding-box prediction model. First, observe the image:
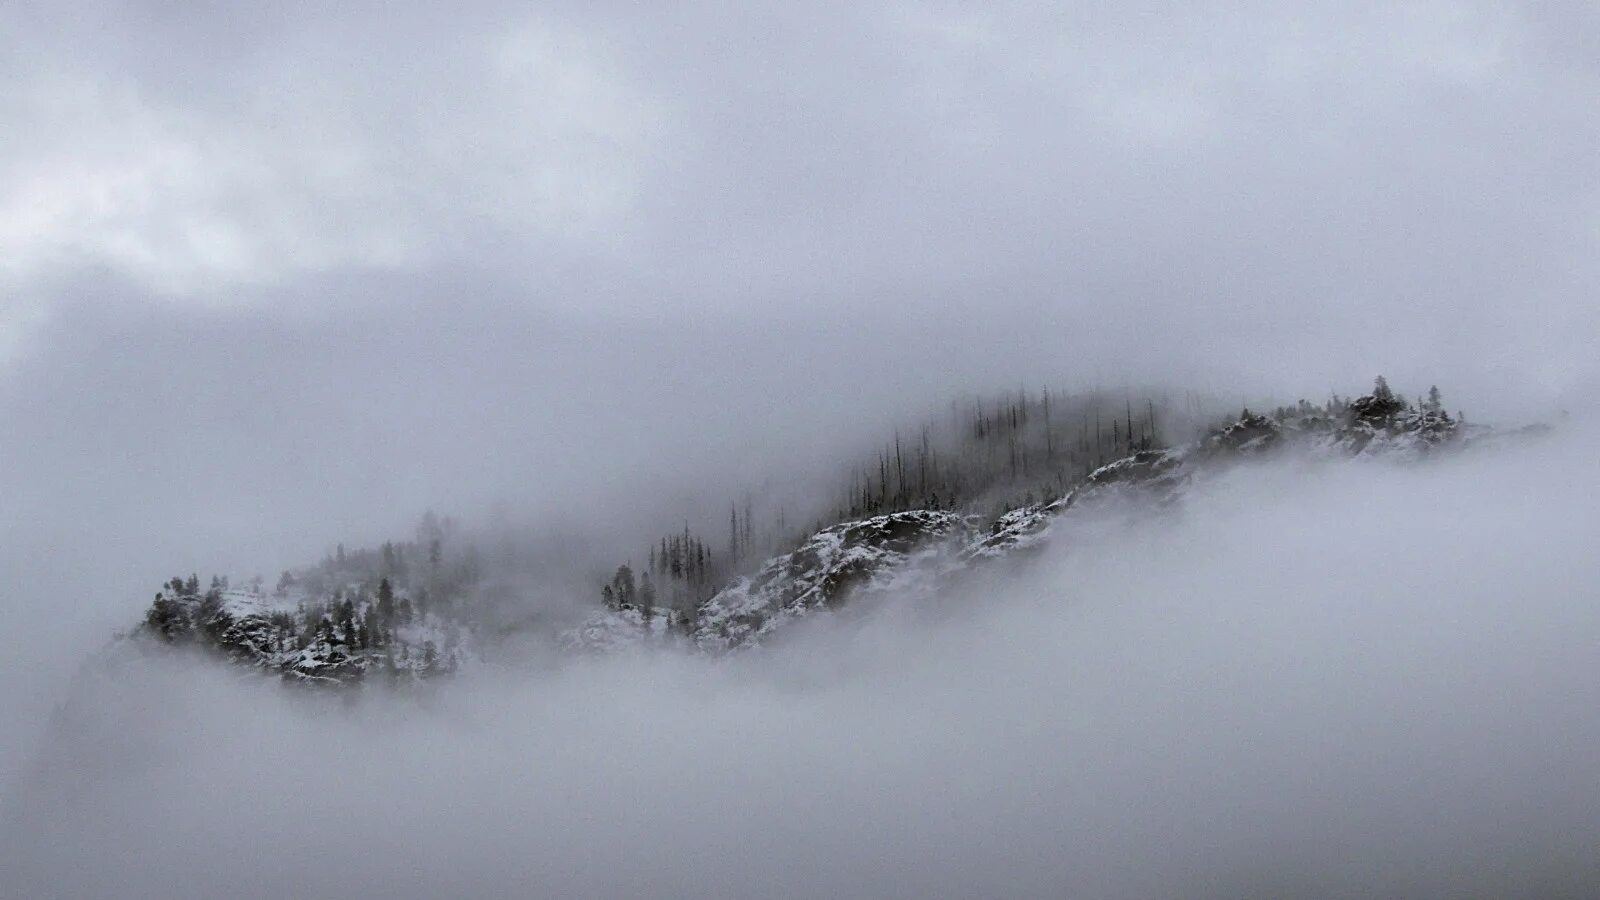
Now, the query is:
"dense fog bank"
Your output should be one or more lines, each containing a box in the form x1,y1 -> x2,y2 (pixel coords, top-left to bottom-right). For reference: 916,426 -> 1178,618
6,1 -> 1600,894
5,429 -> 1596,898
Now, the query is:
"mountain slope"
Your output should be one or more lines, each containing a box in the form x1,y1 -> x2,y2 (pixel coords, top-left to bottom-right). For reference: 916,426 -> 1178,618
565,386 -> 1487,654
118,378 -> 1517,681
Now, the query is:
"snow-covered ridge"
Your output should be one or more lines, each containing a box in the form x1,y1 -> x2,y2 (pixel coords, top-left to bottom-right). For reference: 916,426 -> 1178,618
122,379 -> 1531,679
131,571 -> 474,687
692,509 -> 975,651
566,388 -> 1503,654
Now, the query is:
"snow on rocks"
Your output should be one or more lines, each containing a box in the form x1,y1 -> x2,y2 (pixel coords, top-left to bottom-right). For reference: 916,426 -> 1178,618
690,510 -> 972,651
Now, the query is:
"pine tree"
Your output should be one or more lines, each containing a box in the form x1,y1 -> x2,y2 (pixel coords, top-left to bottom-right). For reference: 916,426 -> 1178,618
742,496 -> 753,552
612,564 -> 636,609
1352,375 -> 1405,421
377,577 -> 396,623
197,585 -> 229,641
640,573 -> 656,612
339,599 -> 357,646
145,592 -> 192,641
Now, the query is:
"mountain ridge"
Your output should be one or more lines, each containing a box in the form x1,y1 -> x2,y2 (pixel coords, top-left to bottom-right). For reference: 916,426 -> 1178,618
114,377 -> 1528,684
567,382 -> 1488,655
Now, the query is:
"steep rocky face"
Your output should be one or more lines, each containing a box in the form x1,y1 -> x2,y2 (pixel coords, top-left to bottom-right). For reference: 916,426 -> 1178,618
960,447 -> 1187,563
1206,413 -> 1284,454
560,511 -> 975,653
692,510 -> 975,651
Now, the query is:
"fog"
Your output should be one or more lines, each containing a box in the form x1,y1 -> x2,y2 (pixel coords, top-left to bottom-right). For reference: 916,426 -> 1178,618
3,0 -> 1600,896
3,431 -> 1596,898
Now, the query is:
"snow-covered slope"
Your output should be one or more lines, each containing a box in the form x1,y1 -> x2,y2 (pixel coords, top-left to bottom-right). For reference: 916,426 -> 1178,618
129,578 -> 473,687
566,394 -> 1491,653
123,381 -> 1524,677
692,509 -> 976,651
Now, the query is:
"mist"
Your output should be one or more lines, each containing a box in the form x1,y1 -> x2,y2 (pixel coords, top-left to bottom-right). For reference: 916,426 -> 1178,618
3,428 -> 1596,898
5,0 -> 1600,895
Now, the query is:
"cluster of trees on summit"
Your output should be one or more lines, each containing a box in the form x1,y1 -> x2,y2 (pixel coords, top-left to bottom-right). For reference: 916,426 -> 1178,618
594,377 -> 1464,626
141,511 -> 479,681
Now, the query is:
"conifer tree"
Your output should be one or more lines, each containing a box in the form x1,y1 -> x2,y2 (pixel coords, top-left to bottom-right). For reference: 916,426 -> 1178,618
339,599 -> 357,646
145,592 -> 192,641
377,577 -> 396,623
612,564 -> 636,609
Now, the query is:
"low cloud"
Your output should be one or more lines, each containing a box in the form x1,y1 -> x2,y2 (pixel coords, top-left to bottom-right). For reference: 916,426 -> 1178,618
6,430 -> 1596,898
3,2 -> 1597,894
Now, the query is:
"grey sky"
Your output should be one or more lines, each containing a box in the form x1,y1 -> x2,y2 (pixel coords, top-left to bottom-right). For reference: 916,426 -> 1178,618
5,2 -> 1597,367
2,1 -> 1598,878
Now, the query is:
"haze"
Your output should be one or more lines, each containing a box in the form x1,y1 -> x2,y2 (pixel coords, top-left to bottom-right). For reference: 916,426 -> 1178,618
2,1 -> 1598,897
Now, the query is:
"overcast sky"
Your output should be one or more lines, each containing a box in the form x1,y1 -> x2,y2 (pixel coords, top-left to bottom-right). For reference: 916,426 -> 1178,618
2,0 -> 1598,805
5,2 -> 1597,373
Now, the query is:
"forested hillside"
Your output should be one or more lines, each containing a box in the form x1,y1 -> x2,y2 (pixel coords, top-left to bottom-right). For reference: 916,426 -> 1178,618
128,376 -> 1488,684
589,376 -> 1464,626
